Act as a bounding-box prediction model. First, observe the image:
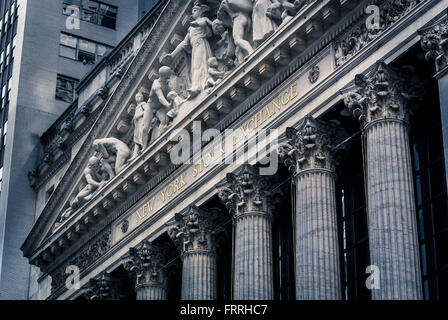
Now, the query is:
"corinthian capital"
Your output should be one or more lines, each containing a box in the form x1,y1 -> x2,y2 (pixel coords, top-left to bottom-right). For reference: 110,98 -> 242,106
343,61 -> 422,126
217,164 -> 275,219
84,273 -> 118,300
419,13 -> 448,73
279,116 -> 341,175
166,206 -> 223,254
122,241 -> 167,287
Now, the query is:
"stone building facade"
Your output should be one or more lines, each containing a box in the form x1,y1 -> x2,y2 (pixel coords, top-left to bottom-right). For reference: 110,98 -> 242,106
21,0 -> 448,300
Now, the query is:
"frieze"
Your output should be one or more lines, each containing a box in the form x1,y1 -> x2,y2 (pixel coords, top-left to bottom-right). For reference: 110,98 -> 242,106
50,229 -> 112,295
419,12 -> 448,74
334,0 -> 423,68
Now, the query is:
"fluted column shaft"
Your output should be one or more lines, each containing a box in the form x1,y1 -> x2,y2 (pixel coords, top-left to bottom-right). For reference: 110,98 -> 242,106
233,212 -> 273,300
280,117 -> 344,300
343,61 -> 423,300
295,169 -> 341,300
181,251 -> 217,300
218,164 -> 276,300
136,284 -> 167,300
364,119 -> 422,300
167,206 -> 223,301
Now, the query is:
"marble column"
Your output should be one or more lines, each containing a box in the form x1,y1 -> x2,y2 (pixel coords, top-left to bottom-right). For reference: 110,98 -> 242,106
84,273 -> 119,300
218,164 -> 274,300
279,116 -> 344,300
167,206 -> 223,300
123,241 -> 168,300
420,13 -> 448,193
343,61 -> 423,300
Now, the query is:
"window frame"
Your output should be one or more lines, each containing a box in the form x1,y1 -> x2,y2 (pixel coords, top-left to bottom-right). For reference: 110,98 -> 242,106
62,0 -> 117,30
59,32 -> 111,65
55,74 -> 79,103
411,100 -> 448,300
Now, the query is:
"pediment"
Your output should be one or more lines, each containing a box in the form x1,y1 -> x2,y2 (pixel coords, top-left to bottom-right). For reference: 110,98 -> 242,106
22,0 -> 369,271
22,0 -> 192,259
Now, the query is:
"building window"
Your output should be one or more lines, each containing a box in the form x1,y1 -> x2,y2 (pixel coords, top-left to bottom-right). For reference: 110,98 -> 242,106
272,177 -> 295,300
337,138 -> 371,301
0,166 -> 3,193
59,33 -> 111,64
63,0 -> 118,29
56,74 -> 79,103
411,81 -> 448,300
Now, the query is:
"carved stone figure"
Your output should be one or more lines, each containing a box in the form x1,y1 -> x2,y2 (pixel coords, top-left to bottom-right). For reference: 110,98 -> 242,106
266,2 -> 283,26
93,137 -> 131,174
131,92 -> 151,160
212,18 -> 236,68
166,91 -> 186,120
419,13 -> 448,73
53,156 -> 109,231
218,0 -> 254,64
205,57 -> 227,92
285,0 -> 307,22
163,3 -> 213,99
335,0 -> 422,67
308,65 -> 320,83
252,0 -> 277,47
84,273 -> 119,300
267,0 -> 308,27
148,66 -> 174,141
72,156 -> 108,205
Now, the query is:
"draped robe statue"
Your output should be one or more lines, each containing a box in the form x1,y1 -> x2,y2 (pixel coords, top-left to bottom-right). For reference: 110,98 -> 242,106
163,4 -> 213,99
252,0 -> 278,47
131,92 -> 151,160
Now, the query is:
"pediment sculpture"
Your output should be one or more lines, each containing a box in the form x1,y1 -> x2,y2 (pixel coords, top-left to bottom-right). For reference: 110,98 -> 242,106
161,0 -> 311,98
53,137 -> 132,232
51,0 -> 311,234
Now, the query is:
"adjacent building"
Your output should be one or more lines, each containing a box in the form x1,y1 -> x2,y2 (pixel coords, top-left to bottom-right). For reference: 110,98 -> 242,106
0,0 -> 159,300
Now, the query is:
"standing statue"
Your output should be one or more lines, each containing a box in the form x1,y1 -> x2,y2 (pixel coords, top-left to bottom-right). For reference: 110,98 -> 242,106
212,18 -> 236,67
148,66 -> 174,141
162,3 -> 213,99
218,0 -> 254,64
131,92 -> 151,160
252,0 -> 277,47
92,137 -> 131,174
